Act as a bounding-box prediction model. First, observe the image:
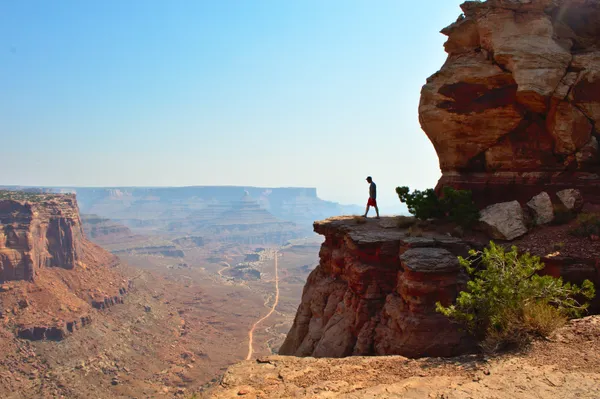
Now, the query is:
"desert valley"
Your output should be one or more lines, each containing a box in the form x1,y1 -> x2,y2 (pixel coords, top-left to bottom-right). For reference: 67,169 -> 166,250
0,187 -> 357,397
3,0 -> 600,398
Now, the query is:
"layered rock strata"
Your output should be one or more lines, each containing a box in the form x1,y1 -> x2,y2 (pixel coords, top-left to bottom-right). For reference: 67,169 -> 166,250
420,0 -> 600,205
279,216 -> 475,358
0,193 -> 84,281
0,191 -> 129,340
17,315 -> 93,341
81,214 -> 134,242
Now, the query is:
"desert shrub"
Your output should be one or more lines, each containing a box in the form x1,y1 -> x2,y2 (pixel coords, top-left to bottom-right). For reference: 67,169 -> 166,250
570,213 -> 600,237
395,186 -> 479,228
395,186 -> 443,220
353,216 -> 367,225
407,225 -> 424,237
436,242 -> 595,352
396,215 -> 417,228
439,186 -> 480,228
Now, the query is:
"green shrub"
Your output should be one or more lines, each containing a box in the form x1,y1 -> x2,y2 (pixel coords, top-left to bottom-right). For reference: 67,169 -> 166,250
570,213 -> 600,237
395,186 -> 479,228
436,242 -> 595,352
440,186 -> 480,228
395,186 -> 443,220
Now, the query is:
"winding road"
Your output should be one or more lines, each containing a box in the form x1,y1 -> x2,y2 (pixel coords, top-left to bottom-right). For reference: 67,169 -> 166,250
217,262 -> 231,278
246,253 -> 279,360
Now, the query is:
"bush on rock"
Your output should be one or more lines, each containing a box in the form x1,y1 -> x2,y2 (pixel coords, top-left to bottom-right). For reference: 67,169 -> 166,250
395,186 -> 479,228
436,242 -> 595,352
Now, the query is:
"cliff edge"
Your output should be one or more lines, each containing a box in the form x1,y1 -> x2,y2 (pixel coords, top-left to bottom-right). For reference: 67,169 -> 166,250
279,216 -> 476,358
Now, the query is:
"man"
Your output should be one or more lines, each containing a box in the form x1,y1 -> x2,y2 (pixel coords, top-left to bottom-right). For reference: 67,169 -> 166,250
363,176 -> 379,218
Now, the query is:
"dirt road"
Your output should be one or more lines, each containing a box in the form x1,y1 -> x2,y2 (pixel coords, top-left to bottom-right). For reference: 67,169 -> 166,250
217,262 -> 231,278
246,253 -> 279,360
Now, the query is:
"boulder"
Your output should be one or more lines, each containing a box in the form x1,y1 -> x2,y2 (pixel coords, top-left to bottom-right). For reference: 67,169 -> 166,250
479,201 -> 528,240
556,189 -> 584,212
526,192 -> 554,225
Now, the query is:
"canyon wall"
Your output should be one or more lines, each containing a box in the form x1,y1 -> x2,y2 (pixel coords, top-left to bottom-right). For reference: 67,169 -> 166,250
0,191 -> 128,340
420,0 -> 600,205
279,217 -> 476,358
0,193 -> 84,281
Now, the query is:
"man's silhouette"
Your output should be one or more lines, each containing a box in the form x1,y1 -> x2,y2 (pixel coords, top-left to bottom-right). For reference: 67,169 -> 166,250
363,176 -> 379,218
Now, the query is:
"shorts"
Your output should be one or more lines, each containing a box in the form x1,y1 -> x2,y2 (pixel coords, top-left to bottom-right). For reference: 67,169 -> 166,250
367,198 -> 377,207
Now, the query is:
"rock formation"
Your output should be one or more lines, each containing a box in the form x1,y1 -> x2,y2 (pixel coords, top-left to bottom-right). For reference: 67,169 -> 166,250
0,191 -> 128,340
279,217 -> 475,358
419,0 -> 600,205
0,192 -> 84,281
81,214 -> 134,243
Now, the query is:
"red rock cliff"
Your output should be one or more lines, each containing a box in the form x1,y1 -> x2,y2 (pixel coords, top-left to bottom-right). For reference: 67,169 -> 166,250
0,193 -> 85,281
0,191 -> 128,340
420,0 -> 600,205
279,217 -> 475,358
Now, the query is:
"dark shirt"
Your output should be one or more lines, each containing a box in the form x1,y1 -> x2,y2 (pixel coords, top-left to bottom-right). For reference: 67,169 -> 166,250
369,182 -> 377,199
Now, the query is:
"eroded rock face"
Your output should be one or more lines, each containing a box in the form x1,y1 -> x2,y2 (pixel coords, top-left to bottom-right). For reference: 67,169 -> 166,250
279,217 -> 475,358
0,194 -> 84,281
420,0 -> 600,205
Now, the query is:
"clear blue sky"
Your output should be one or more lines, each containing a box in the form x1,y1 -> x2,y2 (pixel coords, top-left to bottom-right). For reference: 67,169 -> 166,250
1,0 -> 464,208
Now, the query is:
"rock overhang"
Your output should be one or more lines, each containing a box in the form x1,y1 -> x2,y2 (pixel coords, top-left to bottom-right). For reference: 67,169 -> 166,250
420,0 -> 600,206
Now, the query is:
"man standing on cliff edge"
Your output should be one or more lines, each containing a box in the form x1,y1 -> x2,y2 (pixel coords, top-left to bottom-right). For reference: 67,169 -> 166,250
363,176 -> 379,218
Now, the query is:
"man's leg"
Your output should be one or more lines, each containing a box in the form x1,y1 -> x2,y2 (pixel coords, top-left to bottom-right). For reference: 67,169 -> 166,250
375,205 -> 380,218
363,205 -> 370,217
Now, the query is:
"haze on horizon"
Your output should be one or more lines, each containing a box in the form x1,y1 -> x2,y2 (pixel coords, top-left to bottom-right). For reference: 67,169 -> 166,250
1,0 -> 465,208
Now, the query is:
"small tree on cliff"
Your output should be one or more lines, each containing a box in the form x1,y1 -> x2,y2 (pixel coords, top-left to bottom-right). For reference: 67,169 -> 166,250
395,186 -> 479,228
436,242 -> 595,352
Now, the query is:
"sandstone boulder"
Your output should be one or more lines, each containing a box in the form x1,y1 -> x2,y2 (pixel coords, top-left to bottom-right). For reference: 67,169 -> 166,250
556,189 -> 584,212
526,192 -> 554,225
479,201 -> 528,240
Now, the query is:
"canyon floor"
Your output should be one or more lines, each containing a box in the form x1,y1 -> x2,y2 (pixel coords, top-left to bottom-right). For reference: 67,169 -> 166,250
205,315 -> 600,398
0,233 -> 320,398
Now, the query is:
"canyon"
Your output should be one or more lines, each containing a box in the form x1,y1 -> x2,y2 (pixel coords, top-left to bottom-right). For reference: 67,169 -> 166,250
3,0 -> 600,397
0,189 -> 324,397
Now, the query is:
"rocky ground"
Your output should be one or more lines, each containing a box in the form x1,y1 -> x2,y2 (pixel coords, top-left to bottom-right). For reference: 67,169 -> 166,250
0,261 -> 249,398
204,315 -> 600,398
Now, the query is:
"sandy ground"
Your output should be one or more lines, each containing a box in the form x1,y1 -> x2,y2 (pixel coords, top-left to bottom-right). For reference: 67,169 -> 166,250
204,316 -> 600,398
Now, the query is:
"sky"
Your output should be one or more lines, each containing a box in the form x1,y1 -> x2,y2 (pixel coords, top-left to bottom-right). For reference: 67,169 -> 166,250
1,0 -> 465,208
